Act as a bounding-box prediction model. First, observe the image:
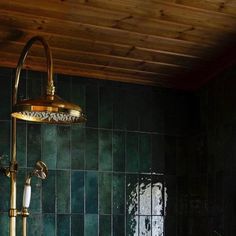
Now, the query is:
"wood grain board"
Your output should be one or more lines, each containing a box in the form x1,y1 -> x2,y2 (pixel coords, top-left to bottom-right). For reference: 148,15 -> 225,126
0,0 -> 236,89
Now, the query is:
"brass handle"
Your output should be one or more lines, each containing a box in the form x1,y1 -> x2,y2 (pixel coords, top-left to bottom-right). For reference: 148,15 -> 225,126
13,36 -> 55,105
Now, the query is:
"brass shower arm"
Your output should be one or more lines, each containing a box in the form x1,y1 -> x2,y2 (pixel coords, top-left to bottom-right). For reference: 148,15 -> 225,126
12,36 -> 55,105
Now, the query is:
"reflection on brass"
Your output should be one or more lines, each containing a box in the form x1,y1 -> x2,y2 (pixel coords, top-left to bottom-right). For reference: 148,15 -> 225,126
7,36 -> 87,236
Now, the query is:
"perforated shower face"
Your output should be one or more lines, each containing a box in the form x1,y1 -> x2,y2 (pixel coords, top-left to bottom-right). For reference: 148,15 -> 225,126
16,111 -> 84,123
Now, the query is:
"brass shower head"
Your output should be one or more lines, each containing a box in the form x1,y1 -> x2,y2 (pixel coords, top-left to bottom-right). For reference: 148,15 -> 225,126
11,36 -> 86,124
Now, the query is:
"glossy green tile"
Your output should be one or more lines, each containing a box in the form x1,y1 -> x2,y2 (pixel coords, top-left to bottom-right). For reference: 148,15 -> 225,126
57,74 -> 71,102
85,172 -> 98,214
17,122 -> 27,167
139,175 -> 151,215
152,135 -> 165,174
0,121 -> 10,159
140,216 -> 151,236
99,215 -> 111,236
85,214 -> 98,236
57,214 -> 71,236
85,128 -> 98,170
27,214 -> 42,236
71,214 -> 84,236
113,215 -> 125,236
42,170 -> 56,213
16,168 -> 27,211
71,171 -> 84,213
126,174 -> 139,216
57,125 -> 71,169
57,170 -> 71,213
113,173 -> 125,214
27,123 -> 41,167
71,78 -> 86,112
71,125 -> 85,170
41,124 -> 57,169
27,70 -> 43,98
126,132 -> 139,172
125,91 -> 140,131
139,134 -> 151,173
99,130 -> 112,171
30,177 -> 42,213
113,88 -> 126,130
0,70 -> 11,120
0,172 -> 10,211
0,213 -> 9,235
99,172 -> 112,214
113,131 -> 125,172
99,86 -> 113,128
43,214 -> 55,236
164,136 -> 177,175
126,215 -> 139,236
86,84 -> 98,127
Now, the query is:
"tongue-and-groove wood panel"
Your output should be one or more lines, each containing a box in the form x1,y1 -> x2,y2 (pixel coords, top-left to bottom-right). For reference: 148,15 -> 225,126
0,0 -> 236,89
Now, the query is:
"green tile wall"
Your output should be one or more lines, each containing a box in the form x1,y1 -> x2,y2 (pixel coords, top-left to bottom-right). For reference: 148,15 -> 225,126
0,67 -> 196,235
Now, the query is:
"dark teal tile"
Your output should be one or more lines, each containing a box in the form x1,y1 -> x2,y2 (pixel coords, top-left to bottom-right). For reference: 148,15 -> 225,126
0,121 -> 10,159
126,215 -> 139,236
113,173 -> 125,214
126,132 -> 139,172
71,171 -> 84,213
71,78 -> 86,112
27,214 -> 42,236
126,174 -> 139,216
164,136 -> 177,175
71,125 -> 85,170
99,172 -> 112,214
43,214 -> 55,236
0,71 -> 11,120
42,124 -> 57,169
99,130 -> 112,171
71,214 -> 84,236
113,131 -> 125,172
152,216 -> 164,235
99,215 -> 111,236
152,135 -> 165,174
16,168 -> 27,211
152,175 -> 164,215
57,214 -> 71,236
86,172 -> 98,214
85,214 -> 98,236
27,123 -> 41,167
85,128 -> 98,170
57,75 -> 71,102
86,85 -> 98,127
30,176 -> 42,213
139,216 -> 151,236
57,170 -> 70,213
139,175 -> 151,215
125,91 -> 140,131
57,125 -> 71,169
99,86 -> 113,128
27,70 -> 43,99
17,122 -> 27,167
139,134 -> 151,173
0,172 -> 10,211
113,88 -> 126,130
113,215 -> 125,236
0,213 -> 9,235
42,170 -> 55,213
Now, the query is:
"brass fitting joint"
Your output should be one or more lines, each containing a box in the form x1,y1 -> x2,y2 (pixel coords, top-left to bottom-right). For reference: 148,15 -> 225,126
9,208 -> 18,217
21,208 -> 29,217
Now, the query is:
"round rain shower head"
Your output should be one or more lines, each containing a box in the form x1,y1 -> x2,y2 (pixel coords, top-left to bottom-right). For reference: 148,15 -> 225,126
12,94 -> 86,124
11,36 -> 86,124
33,161 -> 48,180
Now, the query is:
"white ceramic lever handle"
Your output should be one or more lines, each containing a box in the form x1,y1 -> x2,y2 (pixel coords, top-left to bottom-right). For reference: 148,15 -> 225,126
22,184 -> 31,208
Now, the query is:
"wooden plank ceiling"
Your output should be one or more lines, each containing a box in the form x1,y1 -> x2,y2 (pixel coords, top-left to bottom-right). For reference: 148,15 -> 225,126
1,0 -> 236,90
